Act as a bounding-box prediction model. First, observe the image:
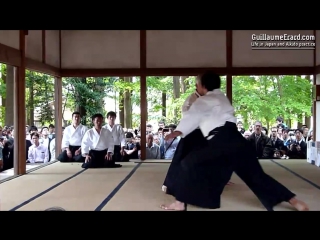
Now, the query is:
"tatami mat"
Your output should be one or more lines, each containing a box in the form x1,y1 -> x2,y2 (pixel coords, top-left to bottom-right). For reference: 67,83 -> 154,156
0,162 -> 83,210
102,160 -> 320,211
271,160 -> 320,186
1,160 -> 319,211
16,163 -> 135,211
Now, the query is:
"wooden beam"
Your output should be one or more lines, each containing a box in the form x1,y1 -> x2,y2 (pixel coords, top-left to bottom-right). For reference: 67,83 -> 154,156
42,30 -> 46,63
13,30 -> 27,175
226,30 -> 233,103
140,30 -> 147,160
25,58 -> 60,77
0,43 -> 21,66
59,30 -> 62,69
313,30 -> 317,141
60,66 -> 315,78
54,77 -> 63,159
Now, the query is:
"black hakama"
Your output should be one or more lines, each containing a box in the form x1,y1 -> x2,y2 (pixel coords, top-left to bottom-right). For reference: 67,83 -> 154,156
58,145 -> 85,163
171,122 -> 295,211
163,128 -> 208,196
81,149 -> 122,168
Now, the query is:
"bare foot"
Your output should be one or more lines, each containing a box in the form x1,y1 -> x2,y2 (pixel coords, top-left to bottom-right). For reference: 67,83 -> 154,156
160,201 -> 185,211
289,198 -> 309,211
226,181 -> 235,186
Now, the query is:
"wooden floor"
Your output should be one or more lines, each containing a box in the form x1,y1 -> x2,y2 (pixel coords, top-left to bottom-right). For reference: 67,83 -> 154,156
1,160 -> 320,211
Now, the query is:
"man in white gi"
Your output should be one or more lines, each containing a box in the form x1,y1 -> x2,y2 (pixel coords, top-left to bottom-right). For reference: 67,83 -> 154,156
81,113 -> 122,168
58,112 -> 88,163
160,71 -> 308,211
103,111 -> 126,162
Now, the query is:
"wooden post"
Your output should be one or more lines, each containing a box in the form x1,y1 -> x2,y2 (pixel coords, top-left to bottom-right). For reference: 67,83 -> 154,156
226,30 -> 233,103
140,30 -> 147,160
54,77 -> 63,158
13,30 -> 26,175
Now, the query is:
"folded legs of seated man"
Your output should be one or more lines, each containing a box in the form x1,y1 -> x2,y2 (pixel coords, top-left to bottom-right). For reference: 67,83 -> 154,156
81,149 -> 122,168
58,145 -> 84,162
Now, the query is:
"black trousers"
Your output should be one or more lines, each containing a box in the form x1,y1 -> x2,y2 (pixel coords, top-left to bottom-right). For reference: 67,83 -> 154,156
163,128 -> 208,196
58,145 -> 84,163
172,122 -> 295,211
113,145 -> 122,162
81,149 -> 122,168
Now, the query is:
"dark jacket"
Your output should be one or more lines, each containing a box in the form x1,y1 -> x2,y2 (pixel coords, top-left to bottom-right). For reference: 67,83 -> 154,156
287,140 -> 307,159
247,133 -> 273,159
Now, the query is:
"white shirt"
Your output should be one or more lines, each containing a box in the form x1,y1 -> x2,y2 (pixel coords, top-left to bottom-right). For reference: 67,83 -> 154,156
28,144 -> 49,163
176,89 -> 236,138
40,137 -> 49,148
103,124 -> 126,147
50,139 -> 55,161
181,91 -> 200,115
81,127 -> 114,156
61,124 -> 88,149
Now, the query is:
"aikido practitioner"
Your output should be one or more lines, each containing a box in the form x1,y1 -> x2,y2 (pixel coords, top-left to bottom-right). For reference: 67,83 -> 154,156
160,71 -> 308,211
81,113 -> 122,169
102,111 -> 126,162
58,112 -> 88,163
162,90 -> 208,194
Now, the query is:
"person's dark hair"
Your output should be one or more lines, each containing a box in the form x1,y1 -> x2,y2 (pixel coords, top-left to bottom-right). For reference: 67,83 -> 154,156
41,127 -> 49,132
168,124 -> 177,129
91,113 -> 104,121
125,132 -> 134,138
158,121 -> 165,125
262,127 -> 268,135
277,123 -> 284,129
49,124 -> 55,128
158,127 -> 163,132
276,117 -> 283,123
28,125 -> 38,133
72,111 -> 81,118
146,124 -> 152,128
107,111 -> 117,118
44,207 -> 66,211
199,71 -> 221,91
295,129 -> 303,134
283,128 -> 289,133
237,121 -> 243,125
62,127 -> 65,130
31,132 -> 40,139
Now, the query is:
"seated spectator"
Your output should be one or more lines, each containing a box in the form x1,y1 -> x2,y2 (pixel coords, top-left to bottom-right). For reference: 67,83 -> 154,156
145,134 -> 161,159
122,132 -> 140,161
28,133 -> 49,163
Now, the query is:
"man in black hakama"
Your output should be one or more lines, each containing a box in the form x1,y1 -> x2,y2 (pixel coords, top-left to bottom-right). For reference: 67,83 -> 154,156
160,72 -> 308,211
81,114 -> 122,169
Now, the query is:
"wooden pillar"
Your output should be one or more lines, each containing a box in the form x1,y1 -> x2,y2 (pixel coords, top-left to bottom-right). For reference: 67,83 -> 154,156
313,30 -> 317,141
54,77 -> 63,158
140,30 -> 147,160
226,30 -> 233,103
13,30 -> 26,175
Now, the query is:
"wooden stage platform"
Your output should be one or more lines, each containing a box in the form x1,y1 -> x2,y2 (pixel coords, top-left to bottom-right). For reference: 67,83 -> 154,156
1,160 -> 319,211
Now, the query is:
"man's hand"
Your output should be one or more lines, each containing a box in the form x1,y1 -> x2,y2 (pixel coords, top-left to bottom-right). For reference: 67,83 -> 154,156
164,131 -> 182,141
66,149 -> 72,158
120,148 -> 125,156
85,155 -> 91,163
296,145 -> 301,151
75,149 -> 81,156
105,152 -> 112,161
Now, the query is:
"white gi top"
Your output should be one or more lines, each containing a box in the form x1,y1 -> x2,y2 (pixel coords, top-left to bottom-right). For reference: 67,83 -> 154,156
181,91 -> 200,115
103,124 -> 126,147
81,127 -> 114,156
28,144 -> 49,163
176,89 -> 236,138
61,124 -> 88,149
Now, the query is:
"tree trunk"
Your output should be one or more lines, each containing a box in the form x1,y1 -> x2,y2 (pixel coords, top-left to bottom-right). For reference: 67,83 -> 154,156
123,77 -> 132,128
118,78 -> 124,126
75,77 -> 87,125
172,76 -> 181,120
162,92 -> 166,118
5,65 -> 14,126
180,76 -> 187,93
